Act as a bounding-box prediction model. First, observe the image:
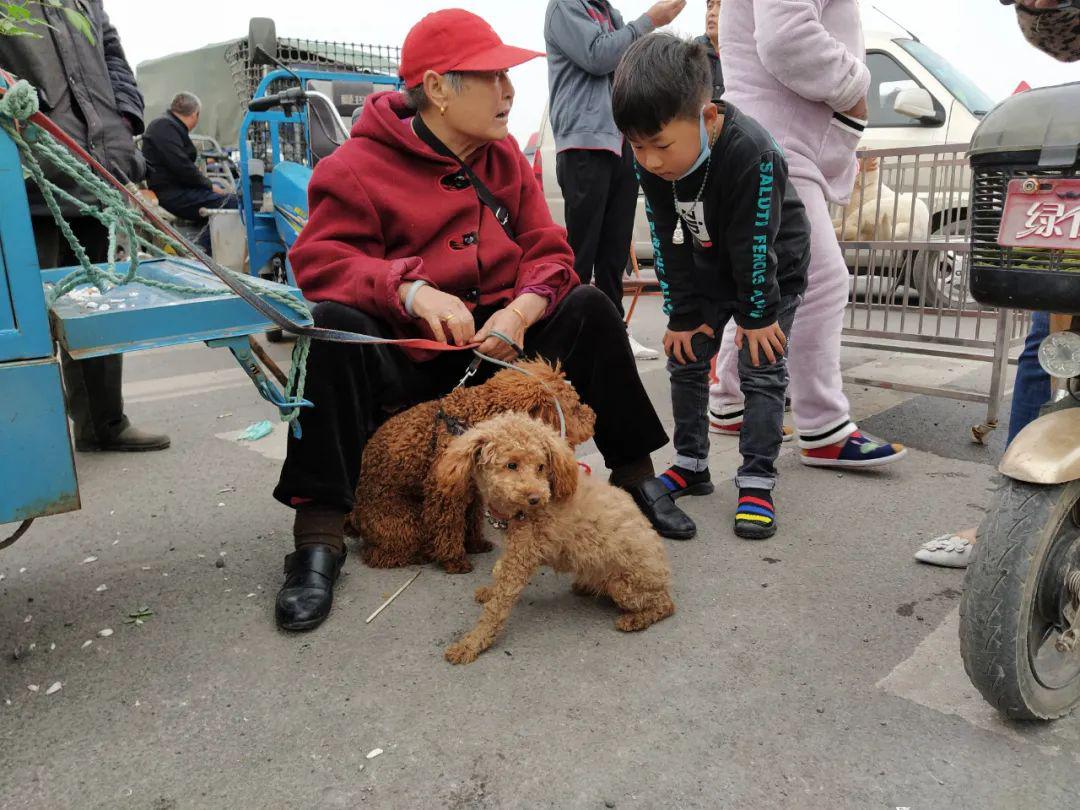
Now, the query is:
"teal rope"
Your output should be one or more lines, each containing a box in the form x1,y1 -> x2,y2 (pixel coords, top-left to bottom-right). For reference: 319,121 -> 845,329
1,79 -> 312,425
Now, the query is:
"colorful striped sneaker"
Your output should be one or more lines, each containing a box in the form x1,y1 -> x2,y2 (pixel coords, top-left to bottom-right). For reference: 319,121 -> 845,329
708,409 -> 795,442
800,431 -> 907,469
734,489 -> 776,540
657,466 -> 715,500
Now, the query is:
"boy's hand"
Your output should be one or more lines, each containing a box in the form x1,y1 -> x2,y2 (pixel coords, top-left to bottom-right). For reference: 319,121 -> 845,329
735,322 -> 787,367
663,323 -> 715,365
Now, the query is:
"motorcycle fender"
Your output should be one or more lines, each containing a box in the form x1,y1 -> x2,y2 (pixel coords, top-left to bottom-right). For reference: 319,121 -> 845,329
1000,408 -> 1080,484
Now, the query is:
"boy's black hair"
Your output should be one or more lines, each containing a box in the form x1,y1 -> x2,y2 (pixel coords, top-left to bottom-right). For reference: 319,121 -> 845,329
612,33 -> 712,139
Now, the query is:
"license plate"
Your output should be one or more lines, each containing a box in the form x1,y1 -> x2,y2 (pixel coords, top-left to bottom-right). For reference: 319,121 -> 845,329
998,177 -> 1080,251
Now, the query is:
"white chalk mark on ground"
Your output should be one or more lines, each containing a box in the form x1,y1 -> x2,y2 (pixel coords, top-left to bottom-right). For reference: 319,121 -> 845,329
878,608 -> 1080,752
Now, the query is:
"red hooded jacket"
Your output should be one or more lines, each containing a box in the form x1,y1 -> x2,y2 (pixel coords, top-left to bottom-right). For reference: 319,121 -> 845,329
288,91 -> 578,361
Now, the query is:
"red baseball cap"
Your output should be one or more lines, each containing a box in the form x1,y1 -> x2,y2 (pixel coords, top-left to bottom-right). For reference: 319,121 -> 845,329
399,9 -> 544,88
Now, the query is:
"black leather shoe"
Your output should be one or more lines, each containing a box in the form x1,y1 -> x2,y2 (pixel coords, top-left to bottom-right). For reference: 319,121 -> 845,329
76,424 -> 171,452
626,478 -> 697,540
275,545 -> 346,631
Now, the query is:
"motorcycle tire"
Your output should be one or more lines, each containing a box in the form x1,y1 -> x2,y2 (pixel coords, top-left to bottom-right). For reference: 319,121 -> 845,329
960,476 -> 1080,720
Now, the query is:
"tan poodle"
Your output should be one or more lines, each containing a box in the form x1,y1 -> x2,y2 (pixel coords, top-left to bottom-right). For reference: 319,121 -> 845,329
349,359 -> 595,574
437,412 -> 675,665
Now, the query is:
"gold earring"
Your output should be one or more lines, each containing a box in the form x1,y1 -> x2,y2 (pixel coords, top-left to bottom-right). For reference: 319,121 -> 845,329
440,105 -> 446,115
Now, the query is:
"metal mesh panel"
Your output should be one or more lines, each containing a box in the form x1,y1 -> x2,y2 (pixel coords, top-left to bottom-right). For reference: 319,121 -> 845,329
224,38 -> 400,106
224,38 -> 400,168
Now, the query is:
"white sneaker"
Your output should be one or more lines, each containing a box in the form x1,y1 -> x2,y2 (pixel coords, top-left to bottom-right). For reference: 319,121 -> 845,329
627,330 -> 660,361
914,534 -> 973,568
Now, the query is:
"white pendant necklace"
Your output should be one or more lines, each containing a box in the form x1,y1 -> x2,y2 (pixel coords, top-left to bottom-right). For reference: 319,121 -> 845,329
672,219 -> 685,245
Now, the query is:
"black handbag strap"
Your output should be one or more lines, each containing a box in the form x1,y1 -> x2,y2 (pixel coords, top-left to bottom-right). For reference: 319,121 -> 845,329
413,113 -> 517,241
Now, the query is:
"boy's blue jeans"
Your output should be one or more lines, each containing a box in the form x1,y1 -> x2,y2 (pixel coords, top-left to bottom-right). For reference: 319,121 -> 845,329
1008,311 -> 1051,446
668,295 -> 800,490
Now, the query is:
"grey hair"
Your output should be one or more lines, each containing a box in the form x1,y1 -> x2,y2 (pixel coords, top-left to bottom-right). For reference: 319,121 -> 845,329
402,71 -> 465,112
170,92 -> 201,117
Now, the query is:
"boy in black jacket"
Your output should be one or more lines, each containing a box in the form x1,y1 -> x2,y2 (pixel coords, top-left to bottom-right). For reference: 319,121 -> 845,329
612,33 -> 810,539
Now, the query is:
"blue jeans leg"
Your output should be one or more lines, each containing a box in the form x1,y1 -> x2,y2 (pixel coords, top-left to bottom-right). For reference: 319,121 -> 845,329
1007,311 -> 1051,446
735,295 -> 799,490
668,329 -> 722,473
667,296 -> 800,489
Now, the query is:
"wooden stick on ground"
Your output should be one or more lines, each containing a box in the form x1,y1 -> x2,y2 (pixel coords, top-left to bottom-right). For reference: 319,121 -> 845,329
365,570 -> 422,624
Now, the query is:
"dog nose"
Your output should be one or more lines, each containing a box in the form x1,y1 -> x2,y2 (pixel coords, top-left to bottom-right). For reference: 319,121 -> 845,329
528,495 -> 541,505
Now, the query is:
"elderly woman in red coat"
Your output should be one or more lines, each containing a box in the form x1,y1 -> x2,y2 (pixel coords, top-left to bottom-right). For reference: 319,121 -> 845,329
272,9 -> 689,632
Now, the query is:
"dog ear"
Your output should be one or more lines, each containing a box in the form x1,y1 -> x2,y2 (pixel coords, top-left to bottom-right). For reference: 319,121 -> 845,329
567,402 -> 596,446
434,428 -> 490,493
527,397 -> 559,433
545,431 -> 580,501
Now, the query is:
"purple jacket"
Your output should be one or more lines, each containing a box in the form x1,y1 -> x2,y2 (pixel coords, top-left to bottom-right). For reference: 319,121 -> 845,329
719,0 -> 870,204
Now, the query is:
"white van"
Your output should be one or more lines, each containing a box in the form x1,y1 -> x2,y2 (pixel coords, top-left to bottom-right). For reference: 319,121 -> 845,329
531,28 -> 995,262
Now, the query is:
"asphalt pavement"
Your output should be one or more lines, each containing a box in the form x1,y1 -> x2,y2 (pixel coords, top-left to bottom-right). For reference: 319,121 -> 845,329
2,296 -> 1075,809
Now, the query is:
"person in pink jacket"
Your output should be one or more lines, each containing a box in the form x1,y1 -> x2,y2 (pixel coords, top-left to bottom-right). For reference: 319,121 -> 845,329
707,0 -> 907,469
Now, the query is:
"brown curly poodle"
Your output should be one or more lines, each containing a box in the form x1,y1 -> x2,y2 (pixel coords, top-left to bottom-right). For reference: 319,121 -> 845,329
349,359 -> 595,574
437,412 -> 675,665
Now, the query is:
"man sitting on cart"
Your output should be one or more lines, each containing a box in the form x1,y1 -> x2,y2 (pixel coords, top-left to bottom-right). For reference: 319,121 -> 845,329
142,92 -> 237,252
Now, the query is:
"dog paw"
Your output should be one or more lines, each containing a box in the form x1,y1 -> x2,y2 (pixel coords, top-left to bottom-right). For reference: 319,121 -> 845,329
444,640 -> 481,665
442,558 -> 474,574
474,586 -> 494,604
466,539 -> 494,554
616,613 -> 652,632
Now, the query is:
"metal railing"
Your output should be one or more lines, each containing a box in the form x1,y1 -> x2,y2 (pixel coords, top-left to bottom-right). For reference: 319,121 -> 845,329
833,142 -> 1029,442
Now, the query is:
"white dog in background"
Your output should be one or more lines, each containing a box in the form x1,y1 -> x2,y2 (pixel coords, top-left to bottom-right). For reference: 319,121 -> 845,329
833,157 -> 931,243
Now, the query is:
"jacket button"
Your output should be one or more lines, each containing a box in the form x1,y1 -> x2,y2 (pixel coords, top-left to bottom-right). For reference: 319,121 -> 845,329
440,172 -> 471,191
463,288 -> 479,303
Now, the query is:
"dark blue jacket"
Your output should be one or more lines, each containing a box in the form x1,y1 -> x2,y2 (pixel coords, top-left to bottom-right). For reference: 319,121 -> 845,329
694,34 -> 725,101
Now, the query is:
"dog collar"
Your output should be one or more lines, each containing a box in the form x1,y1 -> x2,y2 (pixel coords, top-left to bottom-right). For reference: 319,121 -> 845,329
484,507 -> 525,530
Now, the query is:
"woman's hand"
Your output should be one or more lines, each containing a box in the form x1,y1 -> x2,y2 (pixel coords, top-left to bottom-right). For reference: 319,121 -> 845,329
401,284 -> 476,346
663,324 -> 715,365
735,321 -> 787,367
474,294 -> 546,361
475,308 -> 527,361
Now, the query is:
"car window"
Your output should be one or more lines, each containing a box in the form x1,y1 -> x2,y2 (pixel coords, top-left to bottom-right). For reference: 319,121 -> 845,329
896,39 -> 994,116
866,52 -> 927,127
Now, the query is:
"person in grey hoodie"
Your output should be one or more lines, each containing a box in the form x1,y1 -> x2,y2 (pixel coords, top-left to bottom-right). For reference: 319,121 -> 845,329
544,0 -> 686,360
